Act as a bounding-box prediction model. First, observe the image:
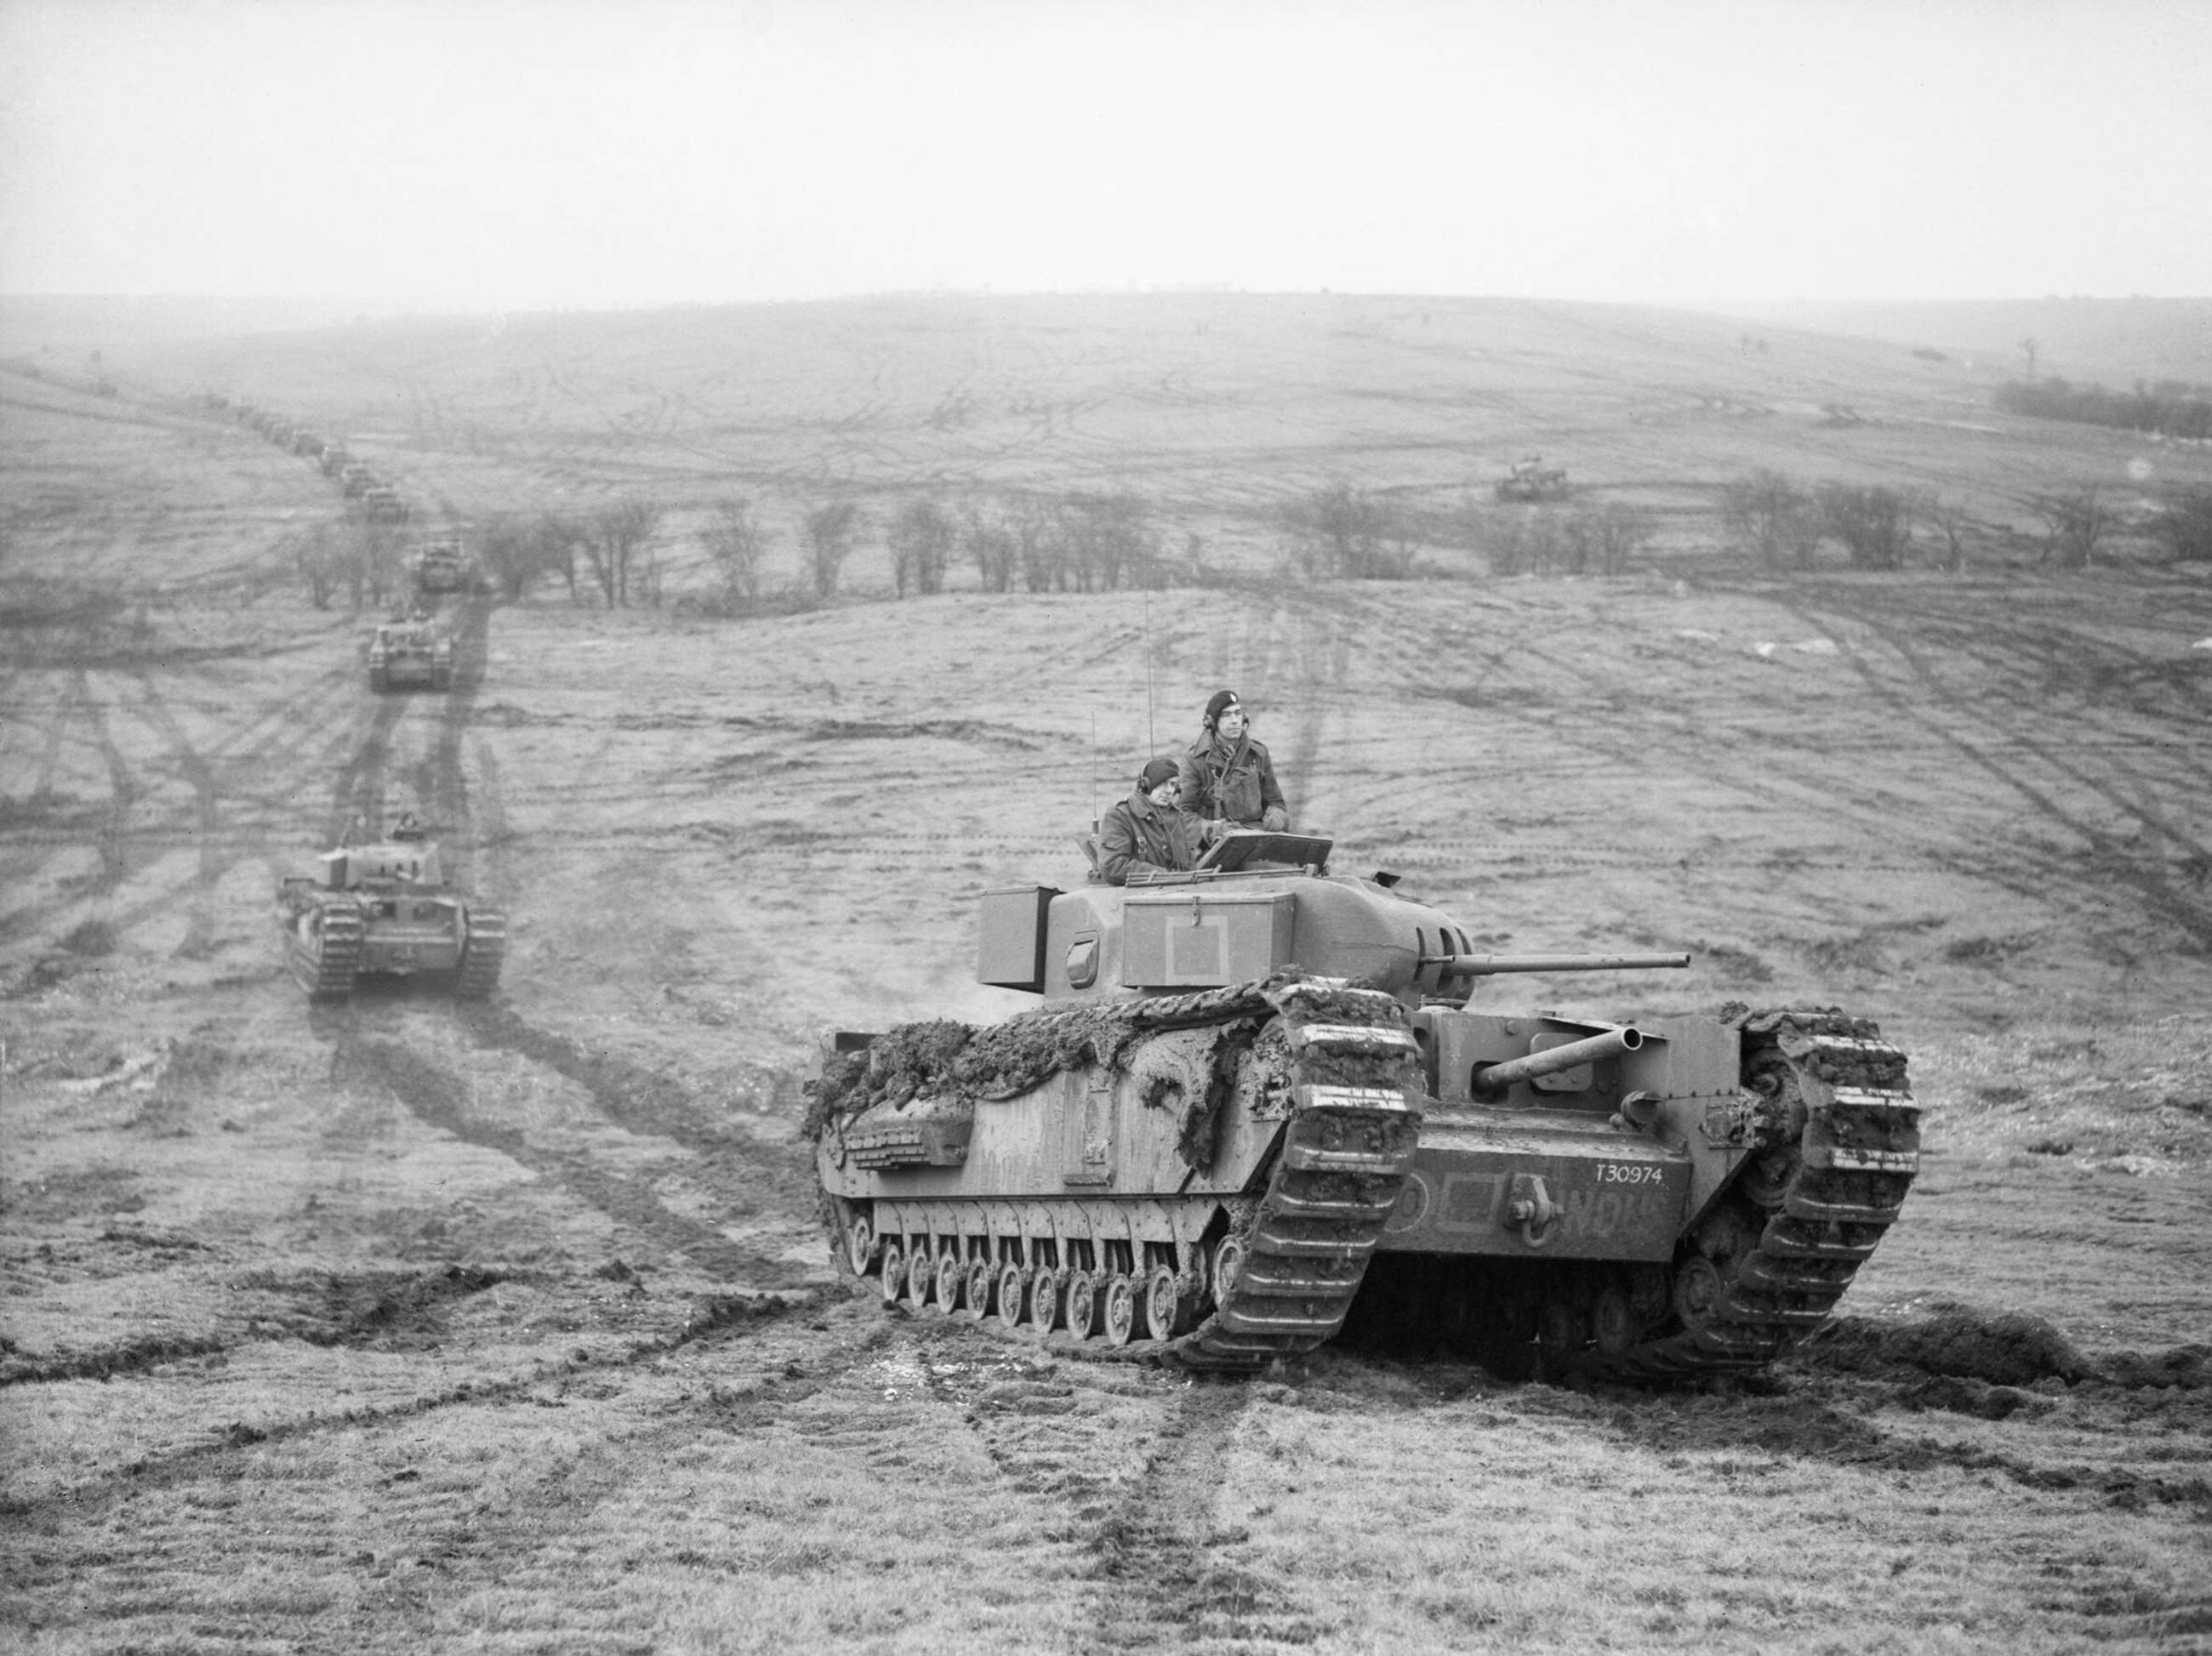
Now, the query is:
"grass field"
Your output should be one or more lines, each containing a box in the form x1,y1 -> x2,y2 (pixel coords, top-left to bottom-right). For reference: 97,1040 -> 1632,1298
3,293 -> 2209,1653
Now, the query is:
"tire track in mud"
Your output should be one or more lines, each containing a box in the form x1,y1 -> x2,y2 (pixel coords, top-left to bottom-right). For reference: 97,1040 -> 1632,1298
453,1001 -> 818,1210
71,666 -> 140,894
0,644 -> 364,945
335,1030 -> 811,1288
1069,1381 -> 1322,1653
0,1292 -> 826,1522
869,1315 -> 1322,1652
328,682 -> 410,843
1785,595 -> 2212,950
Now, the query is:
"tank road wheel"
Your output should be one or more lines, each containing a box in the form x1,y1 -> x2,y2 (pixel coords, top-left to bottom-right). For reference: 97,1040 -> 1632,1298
1591,1283 -> 1636,1357
935,1253 -> 966,1316
1145,1268 -> 1183,1340
1538,1300 -> 1582,1361
1673,1255 -> 1726,1331
995,1264 -> 1029,1333
1210,1237 -> 1247,1308
878,1242 -> 905,1306
1028,1266 -> 1062,1336
1102,1274 -> 1139,1347
905,1246 -> 935,1310
963,1260 -> 995,1323
1064,1268 -> 1099,1341
843,1213 -> 875,1278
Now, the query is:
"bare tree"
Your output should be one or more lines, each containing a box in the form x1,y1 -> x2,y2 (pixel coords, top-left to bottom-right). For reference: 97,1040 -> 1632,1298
1923,496 -> 1975,573
1060,492 -> 1161,589
1484,508 -> 1562,577
1561,503 -> 1657,576
2151,486 -> 2212,563
805,502 -> 862,600
288,525 -> 345,609
2020,337 -> 2040,381
2031,486 -> 2109,570
963,504 -> 1018,593
579,498 -> 663,606
1283,483 -> 1409,578
888,498 -> 958,597
704,498 -> 769,610
1722,469 -> 1821,570
1816,483 -> 1915,570
1011,496 -> 1062,592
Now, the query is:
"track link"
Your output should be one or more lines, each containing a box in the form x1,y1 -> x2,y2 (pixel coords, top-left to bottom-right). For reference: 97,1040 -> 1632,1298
289,898 -> 364,999
1168,983 -> 1421,1369
454,907 -> 506,999
1576,1009 -> 1919,1384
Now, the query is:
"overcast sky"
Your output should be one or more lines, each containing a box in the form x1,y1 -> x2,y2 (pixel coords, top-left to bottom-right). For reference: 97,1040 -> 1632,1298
3,0 -> 2208,305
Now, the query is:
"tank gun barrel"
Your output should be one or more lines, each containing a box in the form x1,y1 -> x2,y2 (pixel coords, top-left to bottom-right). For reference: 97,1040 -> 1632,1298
1472,1026 -> 1643,1095
1420,952 -> 1690,977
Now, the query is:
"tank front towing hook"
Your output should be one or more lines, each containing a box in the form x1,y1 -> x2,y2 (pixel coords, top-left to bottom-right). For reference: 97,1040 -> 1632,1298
1505,1172 -> 1560,1249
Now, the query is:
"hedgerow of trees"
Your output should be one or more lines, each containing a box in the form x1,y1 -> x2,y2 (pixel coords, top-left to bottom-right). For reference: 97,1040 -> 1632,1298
1994,378 -> 2212,441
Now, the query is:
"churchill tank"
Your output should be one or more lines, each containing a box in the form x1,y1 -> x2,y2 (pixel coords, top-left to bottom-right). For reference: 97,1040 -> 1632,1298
367,613 -> 453,692
276,818 -> 505,1000
808,831 -> 1918,1380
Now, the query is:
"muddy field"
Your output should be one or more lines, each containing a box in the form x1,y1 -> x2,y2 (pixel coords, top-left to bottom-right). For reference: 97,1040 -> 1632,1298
3,295 -> 2210,1653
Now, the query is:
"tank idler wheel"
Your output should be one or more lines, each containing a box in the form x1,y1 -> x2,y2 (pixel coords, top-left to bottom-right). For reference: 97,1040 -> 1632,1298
844,1215 -> 875,1278
878,1242 -> 905,1306
1064,1269 -> 1100,1341
963,1260 -> 995,1323
935,1254 -> 965,1315
1673,1255 -> 1725,1332
905,1247 -> 935,1310
1591,1283 -> 1636,1357
1028,1266 -> 1062,1336
1145,1268 -> 1183,1340
1737,1146 -> 1800,1210
1102,1274 -> 1138,1346
1538,1300 -> 1582,1359
1211,1238 -> 1247,1309
995,1264 -> 1029,1333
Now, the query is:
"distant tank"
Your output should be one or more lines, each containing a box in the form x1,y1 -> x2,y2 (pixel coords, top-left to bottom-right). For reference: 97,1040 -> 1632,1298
277,817 -> 505,1000
409,538 -> 469,596
1496,455 -> 1570,502
809,831 -> 1918,1380
339,464 -> 376,498
362,486 -> 409,525
367,614 -> 453,692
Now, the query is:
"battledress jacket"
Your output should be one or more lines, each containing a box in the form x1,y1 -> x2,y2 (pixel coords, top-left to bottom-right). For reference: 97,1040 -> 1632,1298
1096,790 -> 1197,885
1177,733 -> 1288,835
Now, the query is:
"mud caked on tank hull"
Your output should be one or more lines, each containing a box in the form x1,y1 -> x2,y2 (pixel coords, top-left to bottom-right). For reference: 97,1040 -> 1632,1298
809,832 -> 1918,1380
276,825 -> 505,1002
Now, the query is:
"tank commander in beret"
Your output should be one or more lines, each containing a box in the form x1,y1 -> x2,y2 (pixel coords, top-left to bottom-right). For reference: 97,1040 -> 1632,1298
1177,690 -> 1288,846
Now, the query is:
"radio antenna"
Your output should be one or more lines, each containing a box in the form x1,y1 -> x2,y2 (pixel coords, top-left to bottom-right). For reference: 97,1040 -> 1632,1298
1143,589 -> 1156,753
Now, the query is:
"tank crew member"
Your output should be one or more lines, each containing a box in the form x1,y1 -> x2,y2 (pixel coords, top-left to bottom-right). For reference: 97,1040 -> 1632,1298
1097,759 -> 1197,885
1177,690 -> 1288,844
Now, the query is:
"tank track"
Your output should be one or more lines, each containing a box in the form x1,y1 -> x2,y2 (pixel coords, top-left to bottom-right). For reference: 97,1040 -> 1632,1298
290,899 -> 364,999
454,908 -> 506,999
1573,1009 -> 1919,1384
828,972 -> 1422,1373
